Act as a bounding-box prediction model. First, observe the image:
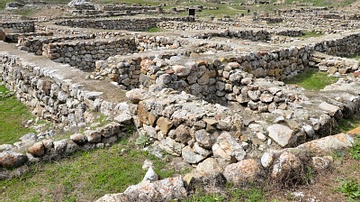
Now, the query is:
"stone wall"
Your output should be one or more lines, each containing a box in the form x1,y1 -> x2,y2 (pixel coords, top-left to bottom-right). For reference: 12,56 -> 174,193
314,32 -> 360,57
157,21 -> 304,37
1,54 -> 91,127
135,35 -> 189,52
3,32 -> 53,43
191,29 -> 271,41
55,17 -> 195,31
18,34 -> 96,55
43,37 -> 137,69
101,4 -> 159,12
0,21 -> 35,33
101,45 -> 311,90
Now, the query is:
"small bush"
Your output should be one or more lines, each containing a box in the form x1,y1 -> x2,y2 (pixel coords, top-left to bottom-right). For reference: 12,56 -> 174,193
339,179 -> 360,200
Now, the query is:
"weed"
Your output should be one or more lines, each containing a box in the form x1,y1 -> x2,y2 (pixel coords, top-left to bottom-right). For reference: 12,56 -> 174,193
303,165 -> 315,184
349,137 -> 360,160
339,179 -> 360,200
332,150 -> 347,160
135,133 -> 150,148
284,68 -> 338,90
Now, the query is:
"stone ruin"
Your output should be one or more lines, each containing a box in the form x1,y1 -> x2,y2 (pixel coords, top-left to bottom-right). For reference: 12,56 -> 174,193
0,2 -> 360,201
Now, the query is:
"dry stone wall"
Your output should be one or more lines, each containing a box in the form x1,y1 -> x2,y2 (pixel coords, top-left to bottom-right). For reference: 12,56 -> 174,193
1,55 -> 91,127
3,32 -> 53,43
314,32 -> 360,57
55,17 -> 195,31
43,37 -> 137,69
0,21 -> 35,33
157,21 -> 304,37
18,34 -> 96,55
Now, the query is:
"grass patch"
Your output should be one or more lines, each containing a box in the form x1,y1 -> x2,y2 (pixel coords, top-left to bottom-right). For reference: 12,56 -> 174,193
184,186 -> 266,202
13,8 -> 34,16
284,68 -> 338,90
0,85 -> 35,145
349,137 -> 360,160
146,26 -> 163,32
333,114 -> 360,135
0,143 -> 180,201
0,0 -> 12,10
301,31 -> 323,38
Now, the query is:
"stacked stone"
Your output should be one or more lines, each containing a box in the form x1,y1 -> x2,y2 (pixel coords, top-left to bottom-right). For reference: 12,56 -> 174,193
272,29 -> 304,37
310,52 -> 360,75
284,17 -> 360,33
135,35 -> 187,52
18,34 -> 95,55
43,37 -> 137,69
192,29 -> 271,41
0,21 -> 35,33
314,32 -> 360,57
3,32 -> 53,43
101,4 -> 159,12
132,89 -> 243,165
0,120 -> 132,169
157,21 -> 228,31
0,54 -> 132,129
55,17 -> 195,31
258,17 -> 284,23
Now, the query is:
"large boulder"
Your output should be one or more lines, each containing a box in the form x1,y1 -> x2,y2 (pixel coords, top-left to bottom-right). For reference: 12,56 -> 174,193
96,176 -> 187,202
270,151 -> 303,183
0,151 -> 28,168
223,159 -> 261,186
184,158 -> 225,193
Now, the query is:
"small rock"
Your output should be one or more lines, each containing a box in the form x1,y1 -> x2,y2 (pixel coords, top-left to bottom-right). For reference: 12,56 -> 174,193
70,133 -> 87,145
267,124 -> 296,147
27,142 -> 45,157
142,167 -> 158,182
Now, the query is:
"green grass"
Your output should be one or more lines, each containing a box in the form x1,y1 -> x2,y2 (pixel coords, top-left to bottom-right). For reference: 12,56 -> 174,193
333,114 -> 360,135
0,0 -> 12,10
349,137 -> 360,160
339,179 -> 360,201
301,31 -> 324,38
284,68 -> 339,90
0,142 -> 181,201
146,26 -> 163,32
13,8 -> 34,16
184,186 -> 266,202
0,85 -> 35,145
